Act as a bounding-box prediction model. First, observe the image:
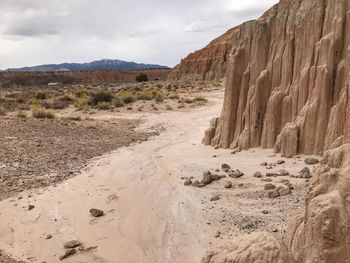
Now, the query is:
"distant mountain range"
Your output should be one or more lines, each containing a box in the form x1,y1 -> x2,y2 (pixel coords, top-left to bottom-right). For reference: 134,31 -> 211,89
3,59 -> 169,72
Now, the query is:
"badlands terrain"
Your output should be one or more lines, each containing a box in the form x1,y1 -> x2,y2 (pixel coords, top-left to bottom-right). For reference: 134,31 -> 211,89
1,0 -> 350,262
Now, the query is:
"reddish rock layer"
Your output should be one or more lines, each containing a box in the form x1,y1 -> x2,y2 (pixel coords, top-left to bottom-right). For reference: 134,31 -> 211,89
202,0 -> 350,156
168,28 -> 236,81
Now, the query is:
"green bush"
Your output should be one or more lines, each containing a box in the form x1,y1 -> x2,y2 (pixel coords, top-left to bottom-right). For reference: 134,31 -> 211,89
90,90 -> 113,105
136,74 -> 149,82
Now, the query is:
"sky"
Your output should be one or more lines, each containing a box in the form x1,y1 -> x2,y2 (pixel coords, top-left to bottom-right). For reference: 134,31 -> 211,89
0,0 -> 278,69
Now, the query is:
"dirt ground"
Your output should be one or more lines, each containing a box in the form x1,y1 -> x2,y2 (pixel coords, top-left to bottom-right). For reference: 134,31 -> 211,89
0,90 -> 318,263
0,116 -> 155,201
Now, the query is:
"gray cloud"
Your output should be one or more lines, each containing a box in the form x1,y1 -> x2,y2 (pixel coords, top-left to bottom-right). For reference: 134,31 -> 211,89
0,0 -> 278,69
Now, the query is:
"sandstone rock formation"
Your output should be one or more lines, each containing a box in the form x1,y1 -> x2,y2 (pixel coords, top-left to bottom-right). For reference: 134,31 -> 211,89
285,144 -> 350,262
196,0 -> 350,156
201,232 -> 296,263
168,28 -> 235,81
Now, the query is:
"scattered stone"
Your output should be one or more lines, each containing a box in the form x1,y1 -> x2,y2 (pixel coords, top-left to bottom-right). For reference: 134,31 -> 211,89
279,169 -> 289,176
215,169 -> 220,172
299,167 -> 312,178
260,162 -> 268,166
253,171 -> 262,178
28,205 -> 35,211
45,234 -> 52,240
210,195 -> 220,201
224,181 -> 232,189
203,171 -> 211,176
266,165 -> 273,169
201,173 -> 213,185
63,240 -> 81,249
262,210 -> 269,214
261,178 -> 272,182
268,189 -> 280,198
212,174 -> 222,180
214,145 -> 219,150
229,170 -> 244,178
214,231 -> 221,238
59,248 -> 76,260
184,179 -> 192,186
221,163 -> 231,172
264,183 -> 276,190
304,157 -> 319,165
276,160 -> 285,164
191,180 -> 204,187
278,186 -> 291,196
89,208 -> 104,217
213,155 -> 217,158
266,173 -> 279,177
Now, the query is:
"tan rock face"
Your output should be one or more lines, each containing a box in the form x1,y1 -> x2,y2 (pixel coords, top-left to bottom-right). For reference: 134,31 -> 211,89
285,144 -> 350,263
201,232 -> 296,263
198,0 -> 350,156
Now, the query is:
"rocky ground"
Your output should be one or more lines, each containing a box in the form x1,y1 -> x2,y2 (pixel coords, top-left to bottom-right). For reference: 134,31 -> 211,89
0,116 -> 156,201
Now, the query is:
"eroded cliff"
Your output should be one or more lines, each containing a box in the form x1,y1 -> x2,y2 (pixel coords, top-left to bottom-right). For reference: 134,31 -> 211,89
200,0 -> 350,157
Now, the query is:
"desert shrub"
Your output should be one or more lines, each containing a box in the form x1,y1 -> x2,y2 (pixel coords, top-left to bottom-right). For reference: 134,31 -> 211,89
35,90 -> 50,100
123,96 -> 136,104
97,101 -> 111,110
66,115 -> 82,121
74,87 -> 89,98
112,97 -> 124,107
16,111 -> 27,118
90,90 -> 113,105
44,101 -> 70,110
31,107 -> 55,119
154,93 -> 164,103
136,74 -> 149,82
0,107 -> 6,116
137,90 -> 154,100
59,95 -> 73,102
74,96 -> 90,110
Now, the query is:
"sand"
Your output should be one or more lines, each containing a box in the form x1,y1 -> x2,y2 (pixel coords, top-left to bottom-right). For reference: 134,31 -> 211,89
0,90 -> 315,263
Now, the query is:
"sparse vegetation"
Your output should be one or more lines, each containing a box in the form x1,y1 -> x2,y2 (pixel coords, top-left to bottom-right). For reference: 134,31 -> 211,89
0,107 -> 6,116
31,106 -> 55,119
136,73 -> 149,82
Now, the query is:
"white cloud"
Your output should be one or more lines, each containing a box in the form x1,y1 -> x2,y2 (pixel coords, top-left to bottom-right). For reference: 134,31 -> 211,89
0,0 -> 278,69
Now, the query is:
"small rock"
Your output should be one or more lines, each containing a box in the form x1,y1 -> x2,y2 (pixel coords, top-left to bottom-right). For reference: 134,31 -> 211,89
268,189 -> 280,198
45,234 -> 52,240
89,208 -> 104,217
266,173 -> 279,177
304,157 -> 319,165
184,179 -> 192,186
224,181 -> 232,189
214,145 -> 219,150
229,170 -> 244,178
211,174 -> 222,180
260,162 -> 267,166
262,210 -> 269,214
191,180 -> 205,187
253,171 -> 262,178
59,248 -> 76,260
278,186 -> 291,196
203,171 -> 211,176
276,160 -> 285,164
28,205 -> 35,211
221,163 -> 231,172
266,165 -> 273,169
201,174 -> 213,185
210,195 -> 220,201
261,178 -> 272,182
264,183 -> 276,190
214,231 -> 221,238
63,240 -> 81,249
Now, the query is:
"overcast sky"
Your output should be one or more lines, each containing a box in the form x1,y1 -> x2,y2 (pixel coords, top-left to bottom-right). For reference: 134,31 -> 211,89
0,0 -> 278,69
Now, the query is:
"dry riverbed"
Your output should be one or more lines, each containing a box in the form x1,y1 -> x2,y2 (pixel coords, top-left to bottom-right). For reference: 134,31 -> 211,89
0,90 -> 319,263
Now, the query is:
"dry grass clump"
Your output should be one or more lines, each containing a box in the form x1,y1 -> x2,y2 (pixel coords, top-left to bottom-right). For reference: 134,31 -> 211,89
16,111 -> 27,118
0,107 -> 6,116
31,106 -> 55,119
